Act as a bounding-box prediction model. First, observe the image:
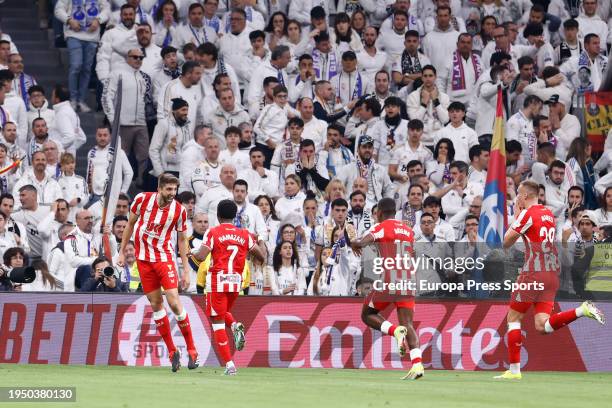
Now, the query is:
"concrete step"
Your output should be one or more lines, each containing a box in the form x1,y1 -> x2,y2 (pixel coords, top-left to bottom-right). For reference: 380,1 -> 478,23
2,18 -> 40,31
6,29 -> 48,42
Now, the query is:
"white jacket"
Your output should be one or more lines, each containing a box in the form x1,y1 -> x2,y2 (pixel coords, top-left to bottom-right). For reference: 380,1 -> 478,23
149,117 -> 194,176
49,101 -> 87,155
157,77 -> 203,125
2,94 -> 28,150
27,100 -> 56,141
178,139 -> 205,193
96,23 -> 136,81
57,173 -> 89,220
64,227 -> 101,269
102,67 -> 148,126
336,160 -> 395,208
202,104 -> 251,141
86,145 -> 133,196
38,213 -> 64,260
422,28 -> 460,73
406,87 -> 450,146
172,23 -> 218,49
12,169 -> 63,209
54,0 -> 110,42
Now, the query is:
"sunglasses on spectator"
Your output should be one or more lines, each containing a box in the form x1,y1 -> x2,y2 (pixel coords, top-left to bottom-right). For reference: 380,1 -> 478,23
129,55 -> 145,60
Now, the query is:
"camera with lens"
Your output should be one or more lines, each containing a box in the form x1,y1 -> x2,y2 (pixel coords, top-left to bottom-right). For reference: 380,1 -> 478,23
0,264 -> 36,284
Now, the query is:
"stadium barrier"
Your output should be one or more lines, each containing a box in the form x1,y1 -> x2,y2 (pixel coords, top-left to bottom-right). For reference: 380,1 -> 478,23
1,293 -> 611,371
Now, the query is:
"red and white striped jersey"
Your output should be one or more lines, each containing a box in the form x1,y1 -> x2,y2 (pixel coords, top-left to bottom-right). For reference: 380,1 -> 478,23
131,192 -> 187,262
511,204 -> 560,275
202,223 -> 255,293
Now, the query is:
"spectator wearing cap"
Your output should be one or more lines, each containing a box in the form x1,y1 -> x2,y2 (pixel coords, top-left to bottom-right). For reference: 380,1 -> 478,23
334,51 -> 373,106
103,48 -> 153,185
437,33 -> 482,109
336,135 -> 394,209
196,42 -> 241,100
158,60 -> 203,125
555,19 -> 581,65
346,97 -> 381,154
95,4 -> 136,112
370,96 -> 409,167
422,6 -> 459,74
247,45 -> 291,118
433,101 -> 478,164
153,46 -> 180,100
55,0 -> 110,112
173,3 -> 219,49
406,65 -> 450,148
150,97 -> 193,178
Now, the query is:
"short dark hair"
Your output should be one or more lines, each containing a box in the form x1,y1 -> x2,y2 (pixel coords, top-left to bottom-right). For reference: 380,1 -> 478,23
469,145 -> 486,161
53,84 -> 70,102
490,51 -> 512,67
263,76 -> 279,87
408,119 -> 424,130
423,195 -> 441,208
450,160 -> 468,174
217,199 -> 237,220
249,30 -> 265,41
92,256 -> 111,271
233,179 -> 248,190
112,215 -> 128,226
362,98 -> 382,117
506,140 -> 523,154
377,197 -> 396,217
27,85 -> 45,96
224,126 -> 241,138
549,159 -> 566,171
182,61 -> 200,76
421,64 -> 436,76
300,139 -> 315,150
161,46 -> 178,58
584,33 -> 599,45
524,94 -> 542,108
349,190 -> 366,201
563,19 -> 579,30
288,117 -> 304,128
448,101 -> 465,112
176,191 -> 196,204
405,29 -> 419,39
331,198 -> 348,209
249,145 -> 266,156
407,160 -> 423,171
196,42 -> 218,59
18,184 -> 37,194
517,56 -> 534,69
273,85 -> 288,96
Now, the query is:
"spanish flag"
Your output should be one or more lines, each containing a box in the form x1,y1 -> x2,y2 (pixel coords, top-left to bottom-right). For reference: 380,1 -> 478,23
478,85 -> 507,246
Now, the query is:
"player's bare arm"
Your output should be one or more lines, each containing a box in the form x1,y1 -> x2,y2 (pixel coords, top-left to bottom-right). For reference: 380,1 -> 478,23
192,243 -> 211,262
503,228 -> 521,249
249,241 -> 266,263
350,233 -> 374,255
177,231 -> 191,291
117,212 -> 139,266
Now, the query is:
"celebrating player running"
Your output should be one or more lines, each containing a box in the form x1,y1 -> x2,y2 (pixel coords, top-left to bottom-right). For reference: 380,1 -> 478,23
351,197 -> 424,380
495,180 -> 605,380
192,200 -> 266,376
118,173 -> 198,372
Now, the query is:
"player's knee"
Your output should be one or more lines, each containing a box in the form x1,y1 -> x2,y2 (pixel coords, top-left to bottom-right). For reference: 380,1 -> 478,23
534,320 -> 547,335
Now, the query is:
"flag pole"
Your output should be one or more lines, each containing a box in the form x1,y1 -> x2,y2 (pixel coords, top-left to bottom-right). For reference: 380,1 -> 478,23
100,77 -> 123,262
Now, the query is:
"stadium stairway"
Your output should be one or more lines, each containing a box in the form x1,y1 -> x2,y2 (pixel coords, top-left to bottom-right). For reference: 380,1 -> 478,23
2,0 -> 101,176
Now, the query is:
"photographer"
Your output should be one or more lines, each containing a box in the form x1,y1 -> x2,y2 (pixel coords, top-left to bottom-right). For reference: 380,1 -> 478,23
80,256 -> 128,292
0,247 -> 31,291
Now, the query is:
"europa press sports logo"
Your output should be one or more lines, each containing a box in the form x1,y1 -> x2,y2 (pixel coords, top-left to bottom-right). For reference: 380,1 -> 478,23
118,296 -> 218,367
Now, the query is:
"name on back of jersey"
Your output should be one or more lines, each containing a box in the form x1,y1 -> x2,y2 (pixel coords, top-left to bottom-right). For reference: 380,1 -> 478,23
218,233 -> 246,245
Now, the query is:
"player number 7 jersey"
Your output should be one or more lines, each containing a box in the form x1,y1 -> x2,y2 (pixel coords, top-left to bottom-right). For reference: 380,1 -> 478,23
202,223 -> 255,293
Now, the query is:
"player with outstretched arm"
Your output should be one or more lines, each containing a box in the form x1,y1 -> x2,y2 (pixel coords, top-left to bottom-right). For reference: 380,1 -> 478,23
495,180 -> 605,380
351,197 -> 424,380
117,173 -> 198,372
192,200 -> 266,376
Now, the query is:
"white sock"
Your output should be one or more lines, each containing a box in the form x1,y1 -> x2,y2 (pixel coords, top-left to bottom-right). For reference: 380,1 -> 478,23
509,363 -> 521,375
226,360 -> 235,369
153,309 -> 167,320
544,320 -> 554,334
212,323 -> 225,332
380,321 -> 392,335
575,306 -> 584,317
409,348 -> 422,362
175,309 -> 187,321
508,322 -> 521,332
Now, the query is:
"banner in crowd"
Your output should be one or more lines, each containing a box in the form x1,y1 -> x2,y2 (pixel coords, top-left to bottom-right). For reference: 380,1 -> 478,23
1,294 -> 611,371
584,91 -> 612,153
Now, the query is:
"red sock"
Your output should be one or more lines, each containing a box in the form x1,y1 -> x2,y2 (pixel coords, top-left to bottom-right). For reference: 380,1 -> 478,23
177,314 -> 196,352
154,311 -> 176,355
225,312 -> 235,328
547,309 -> 578,331
212,324 -> 232,364
507,328 -> 522,365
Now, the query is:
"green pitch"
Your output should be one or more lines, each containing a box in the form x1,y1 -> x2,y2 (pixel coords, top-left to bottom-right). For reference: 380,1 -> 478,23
1,365 -> 611,408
